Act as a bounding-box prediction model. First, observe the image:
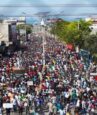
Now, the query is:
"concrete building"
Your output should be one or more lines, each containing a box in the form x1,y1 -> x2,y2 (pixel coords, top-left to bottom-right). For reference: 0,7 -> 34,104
0,22 -> 9,45
0,19 -> 17,46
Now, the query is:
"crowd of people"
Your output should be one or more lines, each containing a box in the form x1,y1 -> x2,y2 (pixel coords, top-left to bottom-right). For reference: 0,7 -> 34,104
0,33 -> 97,115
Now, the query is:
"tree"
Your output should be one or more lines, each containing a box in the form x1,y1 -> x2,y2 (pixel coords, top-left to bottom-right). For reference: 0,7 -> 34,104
50,19 -> 97,62
51,20 -> 69,41
51,19 -> 92,48
84,33 -> 97,54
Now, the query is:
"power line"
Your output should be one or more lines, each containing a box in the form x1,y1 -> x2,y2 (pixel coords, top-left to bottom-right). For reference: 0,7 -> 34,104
0,13 -> 97,17
0,4 -> 97,7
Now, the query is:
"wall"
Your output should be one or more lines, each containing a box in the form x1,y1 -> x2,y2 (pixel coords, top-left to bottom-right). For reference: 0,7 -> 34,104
0,23 -> 9,44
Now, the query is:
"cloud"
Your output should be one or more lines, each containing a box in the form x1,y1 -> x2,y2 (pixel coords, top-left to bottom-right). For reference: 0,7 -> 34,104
0,0 -> 97,22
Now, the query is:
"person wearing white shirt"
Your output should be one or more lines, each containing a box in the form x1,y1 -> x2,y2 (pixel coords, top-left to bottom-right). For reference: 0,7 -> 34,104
59,109 -> 64,115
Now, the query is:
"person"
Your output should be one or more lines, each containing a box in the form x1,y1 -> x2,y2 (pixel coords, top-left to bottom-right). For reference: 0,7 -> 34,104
0,94 -> 3,115
13,96 -> 17,112
47,101 -> 53,115
29,107 -> 35,115
66,110 -> 71,115
0,31 -> 97,115
58,109 -> 64,115
52,104 -> 57,115
6,99 -> 11,115
76,98 -> 80,111
18,100 -> 24,115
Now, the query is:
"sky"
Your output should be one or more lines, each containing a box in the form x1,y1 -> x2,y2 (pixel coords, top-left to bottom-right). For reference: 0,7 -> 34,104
0,0 -> 97,23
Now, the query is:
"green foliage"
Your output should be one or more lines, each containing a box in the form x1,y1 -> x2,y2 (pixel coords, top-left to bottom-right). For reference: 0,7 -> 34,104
84,34 -> 97,54
50,19 -> 97,56
51,20 -> 69,41
51,19 -> 92,48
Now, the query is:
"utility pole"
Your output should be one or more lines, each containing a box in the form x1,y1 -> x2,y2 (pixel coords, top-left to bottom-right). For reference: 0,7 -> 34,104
22,12 -> 27,41
41,18 -> 46,66
78,19 -> 80,30
76,18 -> 81,30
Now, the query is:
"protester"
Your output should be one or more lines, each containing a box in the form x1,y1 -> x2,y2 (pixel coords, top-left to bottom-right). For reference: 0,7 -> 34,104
0,34 -> 97,115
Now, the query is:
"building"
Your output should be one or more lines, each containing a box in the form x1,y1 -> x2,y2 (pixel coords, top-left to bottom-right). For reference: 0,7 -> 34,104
47,18 -> 63,24
0,21 -> 9,45
17,17 -> 26,25
0,19 -> 17,46
85,16 -> 97,34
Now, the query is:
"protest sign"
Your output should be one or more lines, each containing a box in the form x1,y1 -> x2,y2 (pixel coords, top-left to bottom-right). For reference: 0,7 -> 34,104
3,103 -> 13,109
27,81 -> 33,86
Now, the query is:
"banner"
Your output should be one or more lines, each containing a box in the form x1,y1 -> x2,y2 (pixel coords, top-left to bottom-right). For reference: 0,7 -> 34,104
90,73 -> 97,76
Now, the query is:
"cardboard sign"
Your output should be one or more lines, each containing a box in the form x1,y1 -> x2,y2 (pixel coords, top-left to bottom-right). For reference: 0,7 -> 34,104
3,103 -> 13,109
27,81 -> 33,86
90,73 -> 97,76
